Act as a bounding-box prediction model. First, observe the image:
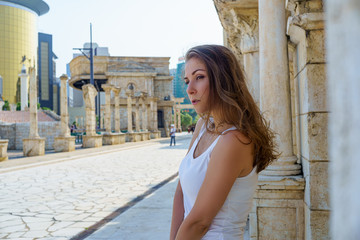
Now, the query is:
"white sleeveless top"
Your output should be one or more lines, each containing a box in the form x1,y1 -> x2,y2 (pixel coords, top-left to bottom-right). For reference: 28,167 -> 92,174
179,123 -> 258,240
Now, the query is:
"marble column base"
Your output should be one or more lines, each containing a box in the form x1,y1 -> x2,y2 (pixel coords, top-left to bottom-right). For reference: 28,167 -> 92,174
54,136 -> 75,152
140,132 -> 150,141
23,138 -> 45,157
0,140 -> 9,162
103,133 -> 125,145
82,135 -> 103,148
260,156 -> 302,176
150,131 -> 161,139
249,175 -> 305,240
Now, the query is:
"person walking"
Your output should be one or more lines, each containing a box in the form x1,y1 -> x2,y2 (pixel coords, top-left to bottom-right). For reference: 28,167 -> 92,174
170,45 -> 278,240
170,124 -> 176,146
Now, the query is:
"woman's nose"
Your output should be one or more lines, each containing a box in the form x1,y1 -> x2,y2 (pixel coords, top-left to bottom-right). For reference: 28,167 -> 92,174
186,81 -> 196,95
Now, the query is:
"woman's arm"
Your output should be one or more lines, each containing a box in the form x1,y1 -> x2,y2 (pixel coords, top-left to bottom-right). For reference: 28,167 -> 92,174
175,131 -> 254,240
170,181 -> 184,240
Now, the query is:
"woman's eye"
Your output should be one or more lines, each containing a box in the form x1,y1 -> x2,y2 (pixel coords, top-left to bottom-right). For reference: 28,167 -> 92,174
184,80 -> 189,85
196,75 -> 204,80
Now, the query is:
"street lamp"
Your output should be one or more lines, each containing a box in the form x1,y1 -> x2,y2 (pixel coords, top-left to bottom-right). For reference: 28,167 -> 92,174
73,23 -> 100,128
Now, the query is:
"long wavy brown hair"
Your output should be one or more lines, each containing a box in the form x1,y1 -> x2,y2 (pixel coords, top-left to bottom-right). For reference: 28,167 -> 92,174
185,44 -> 279,173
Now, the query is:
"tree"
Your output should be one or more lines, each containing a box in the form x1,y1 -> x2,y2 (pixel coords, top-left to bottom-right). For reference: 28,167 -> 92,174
181,112 -> 192,130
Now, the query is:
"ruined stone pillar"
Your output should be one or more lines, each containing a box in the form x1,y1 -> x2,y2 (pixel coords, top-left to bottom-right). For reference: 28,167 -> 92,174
82,84 -> 102,148
102,84 -> 112,133
259,0 -> 301,176
18,64 -> 28,110
113,87 -> 121,133
54,74 -> 75,152
135,96 -> 140,132
23,67 -> 45,156
126,90 -> 133,133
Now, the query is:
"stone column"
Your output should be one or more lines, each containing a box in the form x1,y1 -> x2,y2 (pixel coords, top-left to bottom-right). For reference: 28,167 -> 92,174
102,84 -> 112,133
126,90 -> 133,133
173,106 -> 177,128
177,109 -> 181,131
140,93 -> 148,131
113,87 -> 121,133
54,74 -> 75,152
82,84 -> 102,148
23,67 -> 45,156
153,100 -> 158,131
259,0 -> 301,176
18,64 -> 28,110
327,0 -> 360,238
135,96 -> 140,132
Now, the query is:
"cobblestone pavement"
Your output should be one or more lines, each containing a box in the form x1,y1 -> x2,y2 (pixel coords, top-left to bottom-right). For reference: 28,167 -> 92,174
0,135 -> 192,240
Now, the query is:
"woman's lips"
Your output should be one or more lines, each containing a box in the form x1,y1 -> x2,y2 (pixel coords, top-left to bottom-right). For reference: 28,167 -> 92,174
192,100 -> 199,105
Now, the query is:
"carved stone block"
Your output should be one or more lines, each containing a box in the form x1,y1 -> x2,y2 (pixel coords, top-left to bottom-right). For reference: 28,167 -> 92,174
54,136 -> 75,152
23,138 -> 45,156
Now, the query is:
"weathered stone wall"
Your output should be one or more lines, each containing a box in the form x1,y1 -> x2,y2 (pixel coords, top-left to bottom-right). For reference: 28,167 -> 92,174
0,122 -> 61,150
0,122 -> 16,149
287,1 -> 329,239
214,0 -> 328,239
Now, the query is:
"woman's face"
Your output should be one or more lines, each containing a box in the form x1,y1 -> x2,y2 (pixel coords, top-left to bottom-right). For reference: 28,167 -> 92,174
184,57 -> 210,114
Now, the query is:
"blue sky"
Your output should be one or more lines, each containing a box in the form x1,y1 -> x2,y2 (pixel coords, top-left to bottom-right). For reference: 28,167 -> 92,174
38,0 -> 224,77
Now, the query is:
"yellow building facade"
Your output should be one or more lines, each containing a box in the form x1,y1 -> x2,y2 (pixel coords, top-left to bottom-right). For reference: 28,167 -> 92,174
0,0 -> 48,104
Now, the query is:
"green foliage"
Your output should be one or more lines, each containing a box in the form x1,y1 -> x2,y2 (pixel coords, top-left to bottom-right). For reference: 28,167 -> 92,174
42,107 -> 51,111
2,100 -> 10,111
181,113 -> 192,130
16,102 -> 21,111
37,103 -> 40,109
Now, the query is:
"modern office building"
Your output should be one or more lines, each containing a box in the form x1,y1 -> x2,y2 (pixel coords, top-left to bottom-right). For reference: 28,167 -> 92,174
38,32 -> 57,112
172,58 -> 190,104
0,0 -> 49,104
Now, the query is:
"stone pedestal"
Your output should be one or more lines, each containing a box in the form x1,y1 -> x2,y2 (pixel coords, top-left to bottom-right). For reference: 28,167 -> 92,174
54,136 -> 75,152
83,135 -> 103,148
250,176 -> 305,240
0,139 -> 9,161
140,131 -> 150,141
23,138 -> 45,157
126,132 -> 142,142
150,130 -> 161,139
103,133 -> 125,145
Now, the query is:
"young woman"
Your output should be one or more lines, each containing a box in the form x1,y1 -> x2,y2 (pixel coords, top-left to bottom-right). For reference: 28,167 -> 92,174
170,45 -> 278,240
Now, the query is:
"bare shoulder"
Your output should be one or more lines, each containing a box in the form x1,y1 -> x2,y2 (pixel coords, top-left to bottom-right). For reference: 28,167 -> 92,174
211,130 -> 254,176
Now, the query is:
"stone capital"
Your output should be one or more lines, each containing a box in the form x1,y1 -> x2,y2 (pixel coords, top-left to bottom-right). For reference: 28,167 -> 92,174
112,86 -> 121,94
101,83 -> 113,93
60,74 -> 68,81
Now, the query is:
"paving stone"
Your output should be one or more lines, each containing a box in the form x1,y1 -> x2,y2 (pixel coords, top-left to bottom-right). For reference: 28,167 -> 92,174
0,135 -> 191,239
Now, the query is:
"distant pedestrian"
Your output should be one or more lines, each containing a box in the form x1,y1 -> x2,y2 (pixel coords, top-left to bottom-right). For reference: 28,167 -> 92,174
170,124 -> 176,146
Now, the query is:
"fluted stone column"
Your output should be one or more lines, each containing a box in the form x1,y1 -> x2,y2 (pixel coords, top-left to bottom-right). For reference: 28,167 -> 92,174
54,74 -> 75,152
18,64 -> 28,111
135,96 -> 140,132
259,0 -> 301,176
113,87 -> 121,133
82,84 -> 102,148
126,90 -> 133,133
23,67 -> 45,156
